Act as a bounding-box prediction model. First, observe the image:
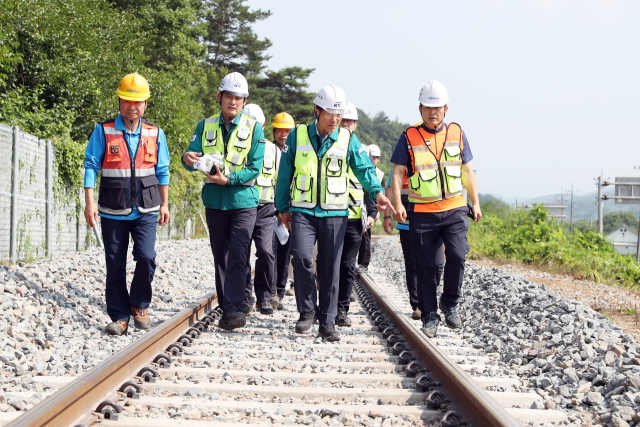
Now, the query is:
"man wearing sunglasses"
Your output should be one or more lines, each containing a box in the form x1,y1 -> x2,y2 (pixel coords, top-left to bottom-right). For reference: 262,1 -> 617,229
390,80 -> 481,338
276,85 -> 394,342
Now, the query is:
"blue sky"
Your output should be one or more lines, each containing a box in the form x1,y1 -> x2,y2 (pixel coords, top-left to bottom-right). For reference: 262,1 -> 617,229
248,0 -> 640,201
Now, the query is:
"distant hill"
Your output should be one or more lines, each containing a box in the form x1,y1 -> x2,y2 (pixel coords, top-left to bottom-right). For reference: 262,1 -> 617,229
524,190 -> 640,221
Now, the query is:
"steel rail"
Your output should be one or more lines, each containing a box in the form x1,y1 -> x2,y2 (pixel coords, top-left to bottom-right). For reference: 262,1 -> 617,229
6,293 -> 218,427
358,272 -> 522,427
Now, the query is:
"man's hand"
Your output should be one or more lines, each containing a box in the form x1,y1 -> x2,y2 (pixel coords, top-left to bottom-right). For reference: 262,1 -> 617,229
183,151 -> 201,166
158,205 -> 170,226
84,202 -> 98,228
278,212 -> 292,231
472,204 -> 482,222
393,201 -> 407,223
363,217 -> 374,234
375,193 -> 396,214
383,217 -> 393,235
204,166 -> 229,185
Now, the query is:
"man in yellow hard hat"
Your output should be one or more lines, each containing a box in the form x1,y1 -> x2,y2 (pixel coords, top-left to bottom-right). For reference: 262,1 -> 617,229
270,112 -> 295,303
83,72 -> 171,336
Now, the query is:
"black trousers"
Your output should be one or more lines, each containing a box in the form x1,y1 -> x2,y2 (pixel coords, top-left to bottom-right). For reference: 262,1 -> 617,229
409,207 -> 469,313
399,229 -> 444,310
102,214 -> 157,322
244,204 -> 276,305
338,220 -> 363,312
272,227 -> 292,299
357,227 -> 372,267
206,207 -> 257,312
290,213 -> 347,324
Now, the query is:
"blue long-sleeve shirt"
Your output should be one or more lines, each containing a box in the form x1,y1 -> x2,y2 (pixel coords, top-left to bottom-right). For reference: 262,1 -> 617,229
84,115 -> 170,220
181,114 -> 266,210
275,121 -> 384,217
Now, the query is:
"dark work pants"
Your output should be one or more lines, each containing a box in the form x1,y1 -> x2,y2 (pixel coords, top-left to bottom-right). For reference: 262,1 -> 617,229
272,228 -> 292,299
399,230 -> 444,310
290,213 -> 347,324
357,227 -> 372,267
409,207 -> 469,314
244,204 -> 276,305
102,214 -> 158,323
206,207 -> 257,312
338,220 -> 363,312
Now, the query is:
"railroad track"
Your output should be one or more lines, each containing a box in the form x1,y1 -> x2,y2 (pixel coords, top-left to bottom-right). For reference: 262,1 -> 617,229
5,246 -> 566,427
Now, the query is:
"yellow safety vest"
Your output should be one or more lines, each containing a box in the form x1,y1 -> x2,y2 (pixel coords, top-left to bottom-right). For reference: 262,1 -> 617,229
348,168 -> 364,219
256,140 -> 277,203
290,124 -> 351,210
201,113 -> 256,186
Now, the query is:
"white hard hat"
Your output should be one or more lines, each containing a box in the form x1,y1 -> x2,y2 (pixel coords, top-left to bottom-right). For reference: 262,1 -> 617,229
241,103 -> 265,126
418,80 -> 448,107
219,72 -> 249,98
342,101 -> 358,121
368,144 -> 381,157
314,85 -> 347,114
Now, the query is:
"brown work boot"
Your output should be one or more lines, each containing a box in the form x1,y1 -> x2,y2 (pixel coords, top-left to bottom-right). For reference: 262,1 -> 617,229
131,306 -> 151,330
106,320 -> 129,336
412,307 -> 422,320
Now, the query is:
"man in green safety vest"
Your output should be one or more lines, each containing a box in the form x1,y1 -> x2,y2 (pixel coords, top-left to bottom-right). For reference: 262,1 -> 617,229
357,144 -> 384,273
275,85 -> 394,341
241,103 -> 278,316
182,72 -> 266,331
334,102 -> 378,327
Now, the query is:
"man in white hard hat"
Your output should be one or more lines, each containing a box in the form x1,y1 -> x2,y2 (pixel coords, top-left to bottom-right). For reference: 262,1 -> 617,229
276,85 -> 394,341
182,72 -> 266,330
333,102 -> 378,326
240,103 -> 278,316
391,80 -> 481,338
357,143 -> 384,273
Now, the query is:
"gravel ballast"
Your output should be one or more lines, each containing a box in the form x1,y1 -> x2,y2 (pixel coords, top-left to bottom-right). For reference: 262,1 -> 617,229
369,236 -> 640,427
0,238 -> 217,413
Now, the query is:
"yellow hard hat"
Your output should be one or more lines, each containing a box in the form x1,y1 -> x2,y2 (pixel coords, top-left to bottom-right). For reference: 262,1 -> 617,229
117,73 -> 150,101
271,112 -> 295,129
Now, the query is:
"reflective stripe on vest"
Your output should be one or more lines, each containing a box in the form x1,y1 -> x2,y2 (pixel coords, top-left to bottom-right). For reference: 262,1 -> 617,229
201,114 -> 256,186
98,120 -> 160,215
257,140 -> 277,203
348,168 -> 364,219
406,123 -> 463,204
290,124 -> 351,210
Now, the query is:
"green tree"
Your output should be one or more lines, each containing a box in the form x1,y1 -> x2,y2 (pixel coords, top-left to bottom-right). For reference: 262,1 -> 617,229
248,66 -> 315,139
202,0 -> 272,75
604,211 -> 639,233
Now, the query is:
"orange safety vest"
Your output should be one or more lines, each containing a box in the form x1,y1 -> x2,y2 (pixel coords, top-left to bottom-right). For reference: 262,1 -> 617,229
98,119 -> 161,216
406,123 -> 467,213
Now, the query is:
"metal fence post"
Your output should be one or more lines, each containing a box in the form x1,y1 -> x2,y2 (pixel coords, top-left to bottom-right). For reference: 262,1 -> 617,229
46,139 -> 53,258
10,126 -> 20,263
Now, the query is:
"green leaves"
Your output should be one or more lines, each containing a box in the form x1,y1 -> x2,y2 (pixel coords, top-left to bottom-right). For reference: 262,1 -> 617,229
468,204 -> 640,289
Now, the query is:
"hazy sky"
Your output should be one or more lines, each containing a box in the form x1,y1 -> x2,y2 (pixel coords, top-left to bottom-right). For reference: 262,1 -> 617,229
247,0 -> 640,201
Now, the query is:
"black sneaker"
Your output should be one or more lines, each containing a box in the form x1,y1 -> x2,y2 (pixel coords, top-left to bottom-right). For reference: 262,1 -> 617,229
357,265 -> 368,274
318,324 -> 340,342
218,311 -> 246,330
295,310 -> 315,333
256,301 -> 274,315
421,312 -> 441,338
439,301 -> 462,329
242,304 -> 254,316
335,307 -> 351,327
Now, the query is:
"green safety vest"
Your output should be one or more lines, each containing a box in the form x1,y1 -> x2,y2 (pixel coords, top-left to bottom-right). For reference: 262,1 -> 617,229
256,140 -> 277,203
348,168 -> 364,219
201,113 -> 256,186
291,124 -> 351,210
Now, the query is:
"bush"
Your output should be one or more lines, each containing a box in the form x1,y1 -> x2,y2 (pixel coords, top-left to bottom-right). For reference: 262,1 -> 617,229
468,205 -> 640,288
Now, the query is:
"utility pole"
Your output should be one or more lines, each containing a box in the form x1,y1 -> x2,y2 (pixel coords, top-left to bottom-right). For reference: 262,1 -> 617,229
597,173 -> 604,234
570,184 -> 574,234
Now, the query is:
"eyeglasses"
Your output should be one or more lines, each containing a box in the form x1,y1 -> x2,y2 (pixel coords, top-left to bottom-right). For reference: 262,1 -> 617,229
322,111 -> 342,120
